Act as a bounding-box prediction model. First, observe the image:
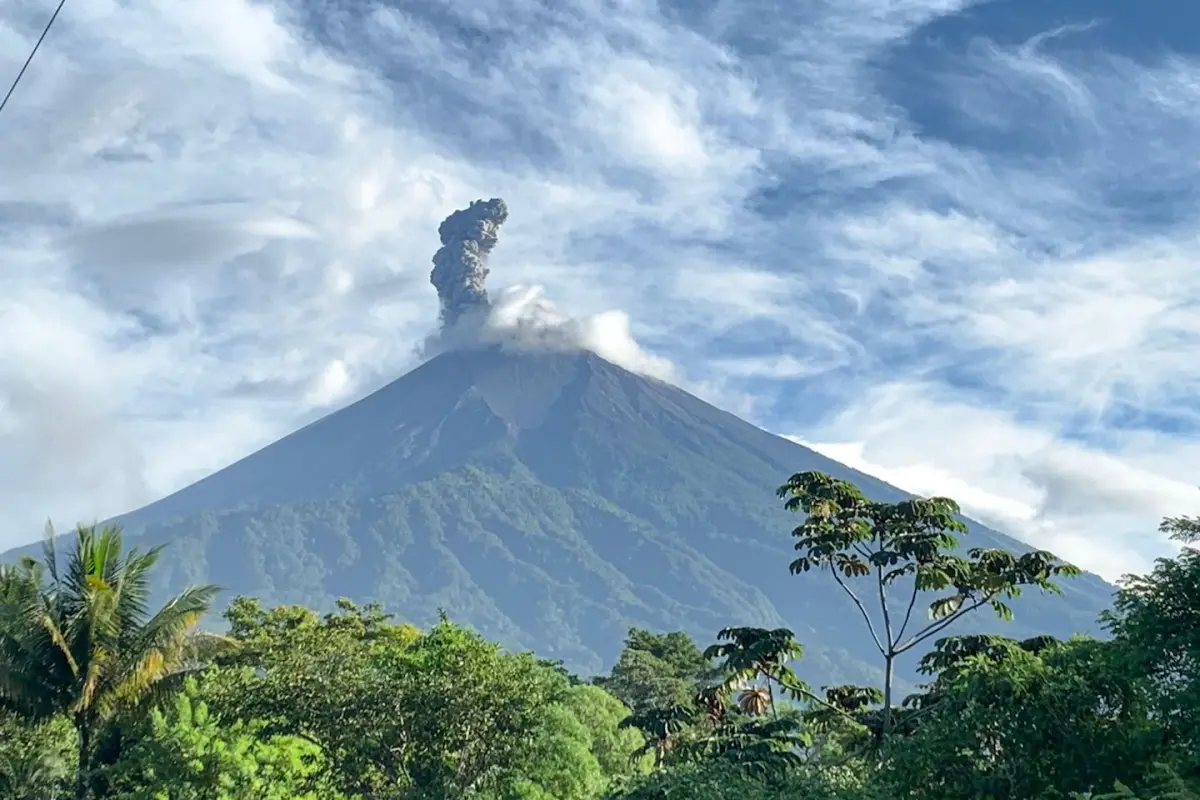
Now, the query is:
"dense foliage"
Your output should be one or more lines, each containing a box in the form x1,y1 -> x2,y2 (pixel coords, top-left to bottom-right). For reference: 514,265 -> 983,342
1,474 -> 1196,799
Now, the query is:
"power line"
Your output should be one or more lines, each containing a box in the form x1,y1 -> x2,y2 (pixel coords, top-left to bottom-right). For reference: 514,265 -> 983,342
0,0 -> 69,119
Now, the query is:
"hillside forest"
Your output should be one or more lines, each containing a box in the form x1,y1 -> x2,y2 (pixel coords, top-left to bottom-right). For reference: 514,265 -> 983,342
1,471 -> 1196,800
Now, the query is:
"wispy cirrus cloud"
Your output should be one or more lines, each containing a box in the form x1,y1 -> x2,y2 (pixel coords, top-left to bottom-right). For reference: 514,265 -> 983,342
1,0 -> 1198,580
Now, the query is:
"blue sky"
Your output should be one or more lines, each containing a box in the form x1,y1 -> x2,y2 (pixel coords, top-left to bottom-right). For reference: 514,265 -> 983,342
1,0 -> 1198,580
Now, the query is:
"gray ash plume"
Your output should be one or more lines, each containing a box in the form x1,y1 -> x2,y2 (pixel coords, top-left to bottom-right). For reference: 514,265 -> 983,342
419,197 -> 672,380
430,198 -> 509,330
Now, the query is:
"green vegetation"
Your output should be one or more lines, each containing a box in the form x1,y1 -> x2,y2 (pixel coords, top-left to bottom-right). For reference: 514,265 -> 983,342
1,473 -> 1196,799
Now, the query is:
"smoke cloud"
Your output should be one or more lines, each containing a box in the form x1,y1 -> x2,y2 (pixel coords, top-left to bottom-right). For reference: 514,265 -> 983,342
480,285 -> 676,381
429,198 -> 508,329
424,198 -> 675,381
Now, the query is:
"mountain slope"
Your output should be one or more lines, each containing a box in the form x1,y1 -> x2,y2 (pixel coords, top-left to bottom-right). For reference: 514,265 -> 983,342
4,347 -> 1115,685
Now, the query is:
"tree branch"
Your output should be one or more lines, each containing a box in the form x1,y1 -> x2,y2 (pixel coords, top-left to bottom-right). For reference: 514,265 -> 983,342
828,566 -> 885,657
876,565 -> 894,651
896,695 -> 945,727
895,582 -> 920,644
765,667 -> 863,727
895,595 -> 993,654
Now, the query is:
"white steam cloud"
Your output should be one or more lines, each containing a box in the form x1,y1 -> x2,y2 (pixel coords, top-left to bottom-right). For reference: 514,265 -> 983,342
479,285 -> 676,380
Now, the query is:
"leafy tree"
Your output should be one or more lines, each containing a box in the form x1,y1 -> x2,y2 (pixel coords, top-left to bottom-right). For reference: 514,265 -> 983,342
0,711 -> 74,800
0,525 -> 220,800
673,712 -> 811,781
395,622 -> 579,798
607,755 -> 885,800
496,700 -> 607,800
618,626 -> 834,784
881,636 -> 1157,799
202,597 -> 427,794
595,629 -> 724,772
108,679 -> 340,800
914,632 -> 1060,683
595,629 -> 718,711
557,683 -> 649,780
221,595 -> 419,658
704,627 -> 807,719
777,471 -> 1080,740
619,704 -> 696,768
1104,515 -> 1200,776
209,602 -> 595,798
1073,763 -> 1200,800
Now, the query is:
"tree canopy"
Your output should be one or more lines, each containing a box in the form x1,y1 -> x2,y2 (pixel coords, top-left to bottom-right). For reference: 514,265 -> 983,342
1,474 -> 1195,800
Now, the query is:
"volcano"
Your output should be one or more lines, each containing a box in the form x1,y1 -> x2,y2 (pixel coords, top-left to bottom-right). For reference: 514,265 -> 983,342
3,345 -> 1114,685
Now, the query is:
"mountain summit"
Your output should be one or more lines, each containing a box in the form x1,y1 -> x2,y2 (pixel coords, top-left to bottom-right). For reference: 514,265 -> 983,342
6,345 -> 1113,683
4,199 -> 1114,683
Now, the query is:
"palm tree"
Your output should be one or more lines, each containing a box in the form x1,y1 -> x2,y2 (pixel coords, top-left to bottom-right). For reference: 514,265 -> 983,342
0,524 -> 221,800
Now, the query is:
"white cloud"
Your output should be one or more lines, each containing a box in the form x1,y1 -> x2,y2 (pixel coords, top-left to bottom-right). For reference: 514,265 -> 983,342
477,285 -> 677,381
425,282 -> 678,381
788,381 -> 1199,581
582,63 -> 711,174
306,360 -> 351,406
1,0 -> 1199,589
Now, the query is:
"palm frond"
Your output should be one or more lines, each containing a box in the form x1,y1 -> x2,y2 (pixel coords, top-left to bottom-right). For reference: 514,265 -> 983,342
0,523 -> 222,752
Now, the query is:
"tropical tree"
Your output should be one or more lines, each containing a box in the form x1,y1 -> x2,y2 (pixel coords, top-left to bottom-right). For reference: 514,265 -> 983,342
594,629 -> 718,711
1073,763 -> 1200,800
0,711 -> 74,800
618,704 -> 695,768
107,678 -> 340,800
555,684 -> 648,782
494,699 -> 609,800
703,627 -> 806,719
607,753 -> 883,800
209,603 -> 588,798
201,597 -> 424,795
882,636 -> 1158,799
777,471 -> 1080,740
673,711 -> 812,781
1104,514 -> 1200,775
0,524 -> 220,800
